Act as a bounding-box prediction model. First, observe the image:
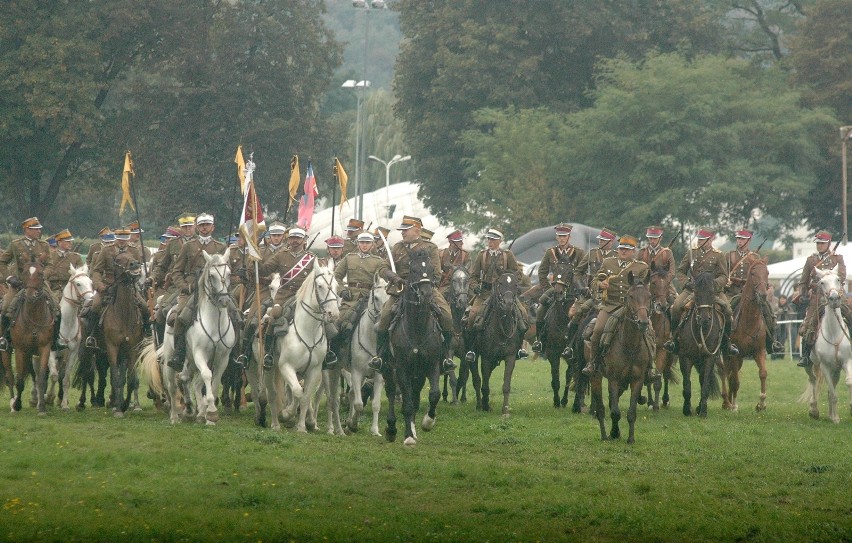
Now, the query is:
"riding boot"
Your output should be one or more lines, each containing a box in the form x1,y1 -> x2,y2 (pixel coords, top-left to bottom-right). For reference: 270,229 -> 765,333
582,352 -> 600,377
51,316 -> 66,352
797,342 -> 812,368
722,317 -> 739,356
440,331 -> 456,374
235,323 -> 255,367
532,319 -> 545,353
0,315 -> 9,352
323,334 -> 342,370
83,311 -> 99,349
561,319 -> 579,360
369,330 -> 389,372
167,321 -> 187,371
262,332 -> 276,369
663,316 -> 682,354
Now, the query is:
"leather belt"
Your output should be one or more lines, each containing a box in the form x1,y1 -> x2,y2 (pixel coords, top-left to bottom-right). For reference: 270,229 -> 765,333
349,282 -> 372,289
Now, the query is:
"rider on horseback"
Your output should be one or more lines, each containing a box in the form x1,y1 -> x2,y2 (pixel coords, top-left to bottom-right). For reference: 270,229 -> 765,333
725,229 -> 784,355
663,228 -> 739,357
795,231 -> 852,368
370,216 -> 456,374
45,229 -> 84,351
0,217 -> 53,352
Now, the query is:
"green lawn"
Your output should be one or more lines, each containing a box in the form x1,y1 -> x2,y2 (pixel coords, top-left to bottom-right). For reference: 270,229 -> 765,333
0,356 -> 849,543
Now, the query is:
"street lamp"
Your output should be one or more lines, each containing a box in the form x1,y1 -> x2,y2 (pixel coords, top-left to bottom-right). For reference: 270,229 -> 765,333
342,79 -> 371,220
842,125 -> 852,244
369,154 -> 411,218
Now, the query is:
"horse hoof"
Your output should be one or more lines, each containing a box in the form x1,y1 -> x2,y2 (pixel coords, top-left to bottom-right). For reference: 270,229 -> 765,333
206,412 -> 219,423
422,415 -> 435,431
37,410 -> 47,417
403,436 -> 417,446
113,410 -> 124,418
637,395 -> 647,406
755,403 -> 765,412
205,420 -> 216,426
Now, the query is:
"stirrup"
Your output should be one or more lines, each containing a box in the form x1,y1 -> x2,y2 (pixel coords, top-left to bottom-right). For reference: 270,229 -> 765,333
464,351 -> 475,364
796,355 -> 810,368
727,343 -> 740,356
531,340 -> 543,353
85,336 -> 98,349
166,355 -> 184,372
517,348 -> 528,359
770,340 -> 783,354
322,351 -> 339,370
441,358 -> 456,374
368,356 -> 383,373
263,352 -> 274,370
235,354 -> 248,368
663,339 -> 677,354
0,337 -> 7,352
562,346 -> 574,360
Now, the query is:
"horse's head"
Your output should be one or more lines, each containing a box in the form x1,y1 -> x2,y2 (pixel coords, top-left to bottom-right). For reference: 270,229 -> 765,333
66,263 -> 94,305
494,272 -> 518,313
815,267 -> 844,309
23,259 -> 45,291
370,273 -> 391,313
648,261 -> 671,314
406,249 -> 434,305
450,266 -> 470,308
626,272 -> 650,332
745,255 -> 769,304
114,252 -> 141,283
693,271 -> 716,327
201,251 -> 231,308
551,262 -> 573,297
312,260 -> 340,321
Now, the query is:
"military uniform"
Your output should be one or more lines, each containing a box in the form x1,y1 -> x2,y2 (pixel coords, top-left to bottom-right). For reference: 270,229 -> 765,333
466,246 -> 527,330
570,245 -> 617,322
335,250 -> 388,325
438,244 -> 470,298
797,244 -> 848,362
0,235 -> 52,317
45,247 -> 84,307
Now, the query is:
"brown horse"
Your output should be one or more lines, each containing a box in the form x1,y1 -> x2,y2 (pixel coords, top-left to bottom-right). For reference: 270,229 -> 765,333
10,262 -> 55,413
589,273 -> 653,444
677,271 -> 722,417
721,254 -> 769,411
647,262 -> 678,410
100,252 -> 144,416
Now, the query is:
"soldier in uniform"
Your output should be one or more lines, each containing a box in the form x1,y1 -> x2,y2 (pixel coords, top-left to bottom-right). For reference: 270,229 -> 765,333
342,218 -> 365,256
528,223 -> 585,353
725,229 -> 783,355
583,235 -> 650,375
150,213 -> 196,328
0,217 -> 53,352
463,228 -> 529,362
438,230 -> 470,300
259,227 -> 318,368
166,213 -> 228,370
370,216 -> 456,374
45,229 -> 84,350
420,228 -> 435,242
85,228 -> 150,348
325,236 -> 345,267
125,221 -> 152,264
795,231 -> 850,368
87,227 -> 114,266
663,228 -> 739,356
372,226 -> 391,261
328,232 -> 389,367
263,221 -> 287,254
637,225 -> 676,301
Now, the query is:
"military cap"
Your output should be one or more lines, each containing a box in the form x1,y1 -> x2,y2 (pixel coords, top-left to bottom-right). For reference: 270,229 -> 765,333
735,229 -> 753,239
178,213 -> 196,226
97,226 -> 112,238
420,228 -> 434,241
125,220 -> 144,233
645,226 -> 664,238
325,236 -> 345,248
814,231 -> 832,242
398,215 -> 422,230
597,228 -> 617,242
485,228 -> 504,240
373,226 -> 390,240
356,232 -> 375,243
46,236 -> 57,247
54,229 -> 74,242
114,228 -> 131,240
696,228 -> 714,240
554,223 -> 573,235
195,213 -> 214,225
288,227 -> 307,239
344,218 -> 365,232
22,217 -> 43,230
267,221 -> 287,235
447,230 -> 463,242
618,235 -> 638,249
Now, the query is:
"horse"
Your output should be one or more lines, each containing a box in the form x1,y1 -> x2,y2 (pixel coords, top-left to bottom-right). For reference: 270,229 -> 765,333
265,261 -> 339,432
677,271 -> 722,417
722,254 -> 770,412
384,248 -> 443,445
10,261 -> 55,414
466,272 -> 526,414
338,274 -> 389,436
799,268 -> 852,423
541,262 -> 577,409
444,266 -> 468,403
646,261 -> 678,411
100,251 -> 145,416
51,263 -> 95,411
589,274 -> 653,444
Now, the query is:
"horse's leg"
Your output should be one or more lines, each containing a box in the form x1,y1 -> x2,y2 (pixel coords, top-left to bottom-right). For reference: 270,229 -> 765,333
46,351 -> 58,406
479,358 -> 492,412
193,350 -> 218,425
384,369 -> 398,442
719,357 -> 732,410
845,359 -> 852,418
590,374 -> 607,440
13,349 -> 27,412
627,377 -> 644,444
561,362 -> 571,408
806,366 -> 820,419
447,367 -> 458,404
501,355 -> 516,416
549,352 -> 561,408
608,375 -> 621,440
370,373 -> 384,436
680,357 -> 693,416
399,366 -> 417,445
35,347 -> 51,414
825,363 -> 840,424
423,360 -> 440,431
728,356 -> 743,412
347,368 -> 364,433
754,350 -> 768,412
126,350 -> 141,413
95,354 -> 108,408
324,367 -> 344,435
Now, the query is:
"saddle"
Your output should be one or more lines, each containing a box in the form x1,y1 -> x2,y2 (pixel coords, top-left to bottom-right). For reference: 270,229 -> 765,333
271,298 -> 298,337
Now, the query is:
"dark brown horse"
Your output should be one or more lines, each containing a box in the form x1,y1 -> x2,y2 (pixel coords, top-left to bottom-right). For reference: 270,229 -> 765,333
10,262 -> 55,413
589,273 -> 653,444
542,262 -> 580,409
646,262 -> 678,410
100,252 -> 145,416
722,254 -> 769,411
677,271 -> 722,417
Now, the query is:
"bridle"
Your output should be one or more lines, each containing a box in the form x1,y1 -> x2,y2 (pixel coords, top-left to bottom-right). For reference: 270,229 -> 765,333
62,269 -> 94,307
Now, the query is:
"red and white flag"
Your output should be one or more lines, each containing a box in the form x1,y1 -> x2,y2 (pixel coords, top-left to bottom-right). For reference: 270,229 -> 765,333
297,161 -> 318,230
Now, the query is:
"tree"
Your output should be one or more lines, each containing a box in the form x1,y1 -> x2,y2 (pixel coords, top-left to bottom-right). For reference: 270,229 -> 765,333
394,0 -> 730,221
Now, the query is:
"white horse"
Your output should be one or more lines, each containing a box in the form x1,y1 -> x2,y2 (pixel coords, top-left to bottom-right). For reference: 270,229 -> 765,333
265,261 -> 339,432
47,263 -> 94,410
148,251 -> 236,424
800,268 -> 852,423
337,274 -> 388,436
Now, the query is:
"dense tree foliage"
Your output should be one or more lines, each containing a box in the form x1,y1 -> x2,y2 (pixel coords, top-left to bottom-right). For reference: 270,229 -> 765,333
460,53 -> 837,239
0,0 -> 342,236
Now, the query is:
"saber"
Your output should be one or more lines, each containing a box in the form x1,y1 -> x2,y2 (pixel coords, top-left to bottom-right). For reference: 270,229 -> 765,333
376,228 -> 396,275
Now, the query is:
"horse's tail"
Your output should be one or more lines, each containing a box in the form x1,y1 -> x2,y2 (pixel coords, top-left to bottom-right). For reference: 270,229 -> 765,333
67,347 -> 83,390
705,360 -> 721,400
797,367 -> 823,403
138,337 -> 163,398
664,358 -> 679,385
71,349 -> 92,390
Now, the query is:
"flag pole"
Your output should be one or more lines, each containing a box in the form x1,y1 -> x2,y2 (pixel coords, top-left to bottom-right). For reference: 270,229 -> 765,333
331,159 -> 337,237
226,145 -> 243,244
247,153 -> 265,366
126,151 -> 148,278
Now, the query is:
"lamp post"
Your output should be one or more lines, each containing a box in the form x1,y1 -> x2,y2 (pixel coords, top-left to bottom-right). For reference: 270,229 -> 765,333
369,154 -> 411,218
342,79 -> 371,220
842,126 -> 852,244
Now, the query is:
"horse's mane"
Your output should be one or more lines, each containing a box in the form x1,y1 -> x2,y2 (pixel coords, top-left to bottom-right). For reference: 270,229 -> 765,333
295,262 -> 333,300
694,271 -> 715,303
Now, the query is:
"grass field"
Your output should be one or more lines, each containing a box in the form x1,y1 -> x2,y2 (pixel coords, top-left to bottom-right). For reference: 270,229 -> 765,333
0,355 -> 850,543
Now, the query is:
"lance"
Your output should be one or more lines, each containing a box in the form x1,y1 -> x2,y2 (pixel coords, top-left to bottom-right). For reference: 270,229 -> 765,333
305,231 -> 322,252
666,224 -> 684,249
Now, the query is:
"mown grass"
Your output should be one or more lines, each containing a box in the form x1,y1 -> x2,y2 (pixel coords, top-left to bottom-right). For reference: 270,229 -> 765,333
0,357 -> 850,543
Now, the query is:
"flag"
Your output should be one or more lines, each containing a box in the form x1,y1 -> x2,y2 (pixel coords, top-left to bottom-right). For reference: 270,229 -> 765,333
235,145 -> 246,194
334,157 -> 349,210
288,155 -> 300,204
119,151 -> 135,214
239,162 -> 266,261
297,161 -> 318,230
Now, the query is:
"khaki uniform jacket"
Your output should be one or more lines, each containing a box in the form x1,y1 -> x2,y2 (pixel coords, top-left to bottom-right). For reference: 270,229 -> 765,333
343,238 -> 359,257
676,247 -> 728,294
0,237 -> 52,282
129,242 -> 151,265
638,246 -> 676,281
725,249 -> 757,296
538,245 -> 585,287
469,249 -> 522,292
86,241 -> 105,266
438,247 -> 470,288
152,236 -> 194,290
92,244 -> 135,290
171,238 -> 227,294
45,250 -> 84,292
798,252 -> 846,297
261,249 -> 316,306
335,252 -> 388,310
577,247 -> 616,288
383,240 -> 441,284
596,257 -> 649,312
